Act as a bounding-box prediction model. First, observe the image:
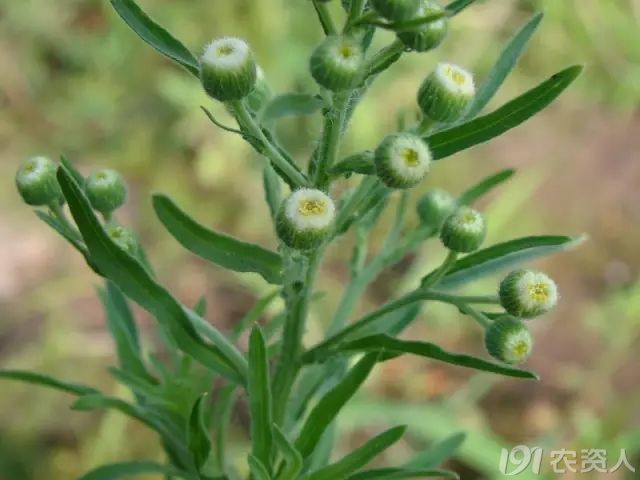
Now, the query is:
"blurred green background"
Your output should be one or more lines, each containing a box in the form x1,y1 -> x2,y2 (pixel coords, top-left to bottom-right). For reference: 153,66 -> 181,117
1,0 -> 639,478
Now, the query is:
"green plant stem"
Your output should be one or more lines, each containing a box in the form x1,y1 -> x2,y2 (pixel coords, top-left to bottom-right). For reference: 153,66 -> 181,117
364,39 -> 405,78
455,302 -> 492,329
421,250 -> 458,289
272,249 -> 323,425
312,0 -> 337,35
414,116 -> 437,136
227,100 -> 309,188
345,0 -> 369,30
314,91 -> 351,189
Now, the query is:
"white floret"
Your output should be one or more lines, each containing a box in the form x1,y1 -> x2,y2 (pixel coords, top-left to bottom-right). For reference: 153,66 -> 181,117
435,62 -> 475,97
285,189 -> 335,231
202,37 -> 251,70
516,271 -> 558,313
503,329 -> 533,364
388,136 -> 432,182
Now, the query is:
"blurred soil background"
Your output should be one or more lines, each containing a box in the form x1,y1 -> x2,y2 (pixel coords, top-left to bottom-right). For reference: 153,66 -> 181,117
0,0 -> 639,478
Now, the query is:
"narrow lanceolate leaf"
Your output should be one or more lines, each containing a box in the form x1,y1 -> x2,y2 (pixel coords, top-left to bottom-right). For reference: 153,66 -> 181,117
465,13 -> 544,119
347,468 -> 459,479
35,211 -> 93,269
428,66 -> 583,160
188,395 -> 213,471
248,326 -> 274,470
274,425 -> 303,480
445,0 -> 477,15
57,167 -> 247,384
248,455 -> 272,480
153,194 -> 283,284
330,151 -> 375,178
439,234 -> 586,288
110,0 -> 199,76
296,353 -> 379,458
261,94 -> 324,122
0,370 -> 98,396
307,335 -> 538,380
405,432 -> 466,469
60,154 -> 85,185
77,461 -> 184,480
303,426 -> 407,480
457,169 -> 515,205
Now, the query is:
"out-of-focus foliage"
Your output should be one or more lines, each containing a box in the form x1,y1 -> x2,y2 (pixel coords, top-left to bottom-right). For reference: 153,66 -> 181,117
0,1 -> 638,479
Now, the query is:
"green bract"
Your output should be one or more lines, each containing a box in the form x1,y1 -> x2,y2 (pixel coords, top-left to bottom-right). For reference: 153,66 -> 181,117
15,156 -> 63,206
85,169 -> 127,214
8,1 -> 583,479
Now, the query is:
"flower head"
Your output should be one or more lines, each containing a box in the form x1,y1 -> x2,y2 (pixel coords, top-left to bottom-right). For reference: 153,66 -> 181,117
85,169 -> 127,214
371,0 -> 422,22
418,62 -> 475,122
375,133 -> 432,189
277,189 -> 336,250
15,156 -> 63,206
440,206 -> 486,252
310,36 -> 364,91
499,269 -> 558,318
417,188 -> 456,229
200,37 -> 257,101
485,316 -> 533,365
397,1 -> 448,52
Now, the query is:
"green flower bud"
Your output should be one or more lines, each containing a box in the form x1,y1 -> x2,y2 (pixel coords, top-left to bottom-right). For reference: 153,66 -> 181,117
200,37 -> 257,102
276,188 -> 336,250
310,36 -> 364,91
246,67 -> 272,113
485,316 -> 533,365
15,156 -> 63,206
418,62 -> 475,122
85,169 -> 127,214
499,269 -> 558,318
374,132 -> 432,189
417,188 -> 456,229
440,206 -> 486,252
106,224 -> 138,256
397,1 -> 448,52
372,0 -> 421,21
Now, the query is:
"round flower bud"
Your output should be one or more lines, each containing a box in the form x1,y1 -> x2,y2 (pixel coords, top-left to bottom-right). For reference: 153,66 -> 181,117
200,37 -> 257,102
397,1 -> 448,53
418,62 -> 475,123
417,188 -> 456,229
106,224 -> 138,256
371,0 -> 421,21
310,36 -> 364,91
15,156 -> 63,206
374,132 -> 432,189
276,189 -> 336,250
440,206 -> 486,253
246,67 -> 271,113
85,169 -> 127,214
485,316 -> 533,365
499,269 -> 558,318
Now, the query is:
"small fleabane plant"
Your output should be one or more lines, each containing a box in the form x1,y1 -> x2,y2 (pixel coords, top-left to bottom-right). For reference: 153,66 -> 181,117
4,1 -> 584,479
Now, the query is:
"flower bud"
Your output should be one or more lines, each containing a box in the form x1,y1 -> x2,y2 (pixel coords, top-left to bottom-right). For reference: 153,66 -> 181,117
106,224 -> 138,256
246,67 -> 272,113
310,36 -> 364,91
200,37 -> 257,102
499,269 -> 558,318
15,156 -> 63,206
418,62 -> 475,122
84,169 -> 127,214
485,316 -> 533,365
372,0 -> 421,21
440,206 -> 486,252
374,133 -> 432,189
417,188 -> 456,229
397,1 -> 448,52
276,189 -> 336,250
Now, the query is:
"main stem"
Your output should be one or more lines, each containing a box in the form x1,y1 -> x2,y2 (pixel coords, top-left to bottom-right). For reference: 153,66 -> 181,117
272,249 -> 322,425
314,91 -> 351,189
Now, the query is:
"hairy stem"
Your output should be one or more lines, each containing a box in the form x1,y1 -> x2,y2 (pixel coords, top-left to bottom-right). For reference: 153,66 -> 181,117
314,91 -> 351,189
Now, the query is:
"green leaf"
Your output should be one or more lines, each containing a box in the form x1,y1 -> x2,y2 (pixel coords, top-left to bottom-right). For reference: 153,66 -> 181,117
110,0 -> 199,76
465,13 -> 544,119
77,461 -> 185,480
194,295 -> 208,317
304,425 -> 407,480
248,455 -> 272,480
273,425 -> 303,480
263,164 -> 282,221
98,282 -> 152,382
188,395 -> 212,471
248,326 -> 274,470
0,369 -> 98,396
445,0 -> 477,15
330,151 -> 375,178
457,169 -> 515,205
153,194 -> 283,284
59,154 -> 85,185
439,234 -> 586,289
57,166 -> 247,384
428,66 -> 583,160
307,334 -> 538,380
405,432 -> 466,469
261,93 -> 324,122
347,468 -> 459,479
295,353 -> 379,458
